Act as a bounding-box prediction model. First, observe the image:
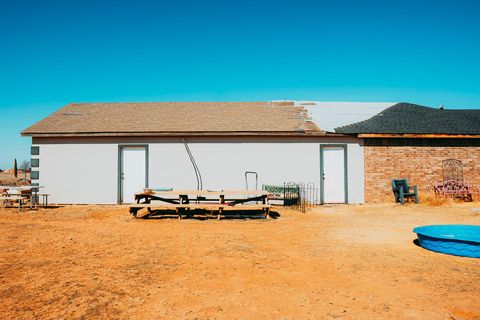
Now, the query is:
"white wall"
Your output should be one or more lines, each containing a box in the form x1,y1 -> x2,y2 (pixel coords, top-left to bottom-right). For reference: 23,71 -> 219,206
32,142 -> 118,204
33,136 -> 364,204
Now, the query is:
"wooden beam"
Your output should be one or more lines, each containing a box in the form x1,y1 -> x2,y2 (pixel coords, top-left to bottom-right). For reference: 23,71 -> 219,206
358,133 -> 480,139
128,204 -> 271,210
137,190 -> 270,196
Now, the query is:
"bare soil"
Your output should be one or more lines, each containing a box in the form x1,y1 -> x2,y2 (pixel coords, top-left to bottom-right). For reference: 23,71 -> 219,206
0,203 -> 479,319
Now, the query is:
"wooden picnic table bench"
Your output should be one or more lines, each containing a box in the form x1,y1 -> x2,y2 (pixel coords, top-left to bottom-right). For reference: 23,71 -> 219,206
1,185 -> 46,210
0,196 -> 26,211
38,194 -> 50,207
130,190 -> 271,219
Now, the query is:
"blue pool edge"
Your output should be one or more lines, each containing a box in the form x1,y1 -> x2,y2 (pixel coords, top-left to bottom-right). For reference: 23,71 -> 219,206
413,225 -> 480,259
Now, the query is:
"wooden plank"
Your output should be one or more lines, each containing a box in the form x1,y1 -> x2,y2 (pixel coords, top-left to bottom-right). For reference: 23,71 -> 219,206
136,190 -> 269,196
1,186 -> 45,190
222,205 -> 271,210
128,204 -> 271,210
0,196 -> 25,200
218,206 -> 223,220
127,204 -> 182,209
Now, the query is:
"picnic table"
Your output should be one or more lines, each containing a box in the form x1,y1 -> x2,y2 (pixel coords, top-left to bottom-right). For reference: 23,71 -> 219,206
129,189 -> 271,219
0,185 -> 46,210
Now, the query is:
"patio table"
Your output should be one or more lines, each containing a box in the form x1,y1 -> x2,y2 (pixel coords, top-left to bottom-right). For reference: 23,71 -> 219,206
1,185 -> 45,209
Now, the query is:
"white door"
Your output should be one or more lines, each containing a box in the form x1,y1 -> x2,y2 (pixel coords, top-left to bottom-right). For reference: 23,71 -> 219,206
121,147 -> 146,203
322,146 -> 346,203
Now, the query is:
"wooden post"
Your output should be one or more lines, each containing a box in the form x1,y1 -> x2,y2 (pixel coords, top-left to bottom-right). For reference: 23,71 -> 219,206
34,189 -> 38,210
217,194 -> 225,220
263,195 -> 268,219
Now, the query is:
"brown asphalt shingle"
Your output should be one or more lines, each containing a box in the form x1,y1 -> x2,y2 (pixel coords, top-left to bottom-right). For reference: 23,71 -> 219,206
22,102 -> 324,137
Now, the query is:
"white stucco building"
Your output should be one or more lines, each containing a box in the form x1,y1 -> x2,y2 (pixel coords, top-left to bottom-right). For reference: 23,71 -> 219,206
22,101 -> 395,205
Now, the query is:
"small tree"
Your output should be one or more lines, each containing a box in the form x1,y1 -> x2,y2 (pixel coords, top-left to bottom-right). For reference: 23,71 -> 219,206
14,159 -> 18,178
21,161 -> 31,184
21,160 -> 30,172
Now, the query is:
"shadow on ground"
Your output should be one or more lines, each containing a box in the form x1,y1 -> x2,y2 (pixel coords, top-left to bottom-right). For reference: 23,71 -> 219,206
137,209 -> 281,220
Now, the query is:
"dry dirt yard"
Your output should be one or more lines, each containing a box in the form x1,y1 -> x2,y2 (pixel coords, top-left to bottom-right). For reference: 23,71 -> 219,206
0,203 -> 479,319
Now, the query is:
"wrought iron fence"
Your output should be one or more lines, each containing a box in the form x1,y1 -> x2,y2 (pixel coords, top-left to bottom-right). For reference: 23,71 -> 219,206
283,182 -> 319,213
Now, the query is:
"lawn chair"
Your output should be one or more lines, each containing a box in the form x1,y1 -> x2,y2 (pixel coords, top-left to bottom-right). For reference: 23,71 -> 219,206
392,179 -> 419,204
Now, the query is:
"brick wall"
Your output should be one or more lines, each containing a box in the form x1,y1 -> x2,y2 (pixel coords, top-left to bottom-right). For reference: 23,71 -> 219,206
363,138 -> 480,203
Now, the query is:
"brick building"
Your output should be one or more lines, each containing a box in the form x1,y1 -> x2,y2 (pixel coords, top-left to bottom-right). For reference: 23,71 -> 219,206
336,103 -> 480,202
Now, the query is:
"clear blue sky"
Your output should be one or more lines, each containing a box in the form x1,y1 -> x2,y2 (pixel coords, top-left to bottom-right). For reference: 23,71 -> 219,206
1,0 -> 480,169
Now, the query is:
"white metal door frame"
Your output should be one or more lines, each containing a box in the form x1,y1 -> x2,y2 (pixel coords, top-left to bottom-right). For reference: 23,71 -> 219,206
118,145 -> 149,204
320,144 -> 348,204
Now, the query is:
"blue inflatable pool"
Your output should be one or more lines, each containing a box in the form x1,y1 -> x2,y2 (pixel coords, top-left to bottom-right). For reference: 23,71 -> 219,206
413,225 -> 480,258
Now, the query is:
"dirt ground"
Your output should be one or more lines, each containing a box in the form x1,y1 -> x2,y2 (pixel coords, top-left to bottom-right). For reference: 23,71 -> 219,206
0,203 -> 479,319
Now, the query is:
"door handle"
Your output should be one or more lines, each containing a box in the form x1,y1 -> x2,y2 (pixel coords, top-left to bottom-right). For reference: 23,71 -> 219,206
322,173 -> 325,180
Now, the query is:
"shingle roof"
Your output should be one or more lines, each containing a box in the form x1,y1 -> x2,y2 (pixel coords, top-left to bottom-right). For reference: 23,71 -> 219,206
22,102 -> 324,137
335,103 -> 480,135
298,101 -> 396,132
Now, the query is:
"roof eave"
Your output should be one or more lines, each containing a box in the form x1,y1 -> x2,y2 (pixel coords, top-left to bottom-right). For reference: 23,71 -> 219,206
22,130 -> 344,138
